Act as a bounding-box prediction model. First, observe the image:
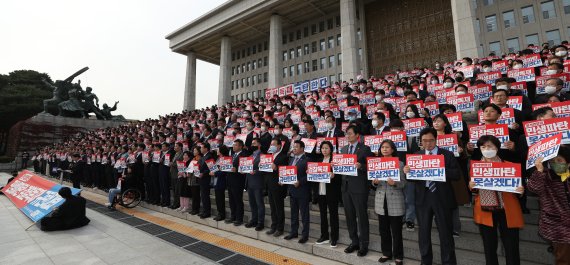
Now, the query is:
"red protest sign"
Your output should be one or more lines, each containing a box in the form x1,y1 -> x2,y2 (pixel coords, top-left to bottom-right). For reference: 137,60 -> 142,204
437,134 -> 459,157
507,67 -> 535,82
532,101 -> 570,117
218,156 -> 233,172
381,131 -> 407,152
332,154 -> 357,176
363,135 -> 383,153
523,117 -> 570,145
307,162 -> 332,183
258,154 -> 274,172
367,157 -> 400,181
406,154 -> 446,182
468,124 -> 510,148
470,161 -> 522,193
301,138 -> 317,153
238,157 -> 254,174
526,133 -> 562,169
278,166 -> 297,184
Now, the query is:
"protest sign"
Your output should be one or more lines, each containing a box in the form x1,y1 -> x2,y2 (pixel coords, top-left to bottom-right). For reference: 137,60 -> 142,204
470,161 -> 522,193
259,154 -> 274,172
238,157 -> 254,174
381,131 -> 407,152
523,117 -> 570,145
437,134 -> 460,157
445,112 -> 463,132
468,84 -> 493,101
445,94 -> 475,112
278,166 -> 298,184
403,118 -> 426,137
218,156 -> 233,172
307,162 -> 332,183
469,124 -> 510,148
526,133 -> 562,169
301,138 -> 317,153
364,135 -> 383,153
332,154 -> 358,176
406,154 -> 446,182
367,157 -> 401,181
532,101 -> 570,117
507,67 -> 536,82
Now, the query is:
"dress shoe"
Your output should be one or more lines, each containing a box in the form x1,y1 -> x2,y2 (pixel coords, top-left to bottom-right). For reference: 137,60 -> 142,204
284,234 -> 298,240
244,222 -> 257,228
255,225 -> 264,231
357,248 -> 368,257
395,260 -> 403,265
214,216 -> 225,221
344,244 -> 359,253
298,237 -> 308,244
330,240 -> 337,248
190,211 -> 199,215
315,237 -> 329,245
200,214 -> 211,219
273,230 -> 283,237
224,219 -> 235,224
378,256 -> 392,263
233,221 -> 243,226
266,229 -> 276,235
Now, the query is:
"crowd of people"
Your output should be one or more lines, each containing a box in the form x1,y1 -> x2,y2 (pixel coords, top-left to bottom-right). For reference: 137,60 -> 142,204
29,42 -> 570,264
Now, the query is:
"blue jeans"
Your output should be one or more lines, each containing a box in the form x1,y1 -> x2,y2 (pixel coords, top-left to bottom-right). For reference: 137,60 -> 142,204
108,188 -> 121,205
404,182 -> 416,223
247,188 -> 265,225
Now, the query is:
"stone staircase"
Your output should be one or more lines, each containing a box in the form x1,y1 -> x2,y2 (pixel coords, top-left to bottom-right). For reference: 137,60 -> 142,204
88,185 -> 551,265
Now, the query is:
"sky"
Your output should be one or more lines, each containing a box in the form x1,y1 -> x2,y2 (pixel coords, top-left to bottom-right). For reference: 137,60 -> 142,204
0,0 -> 227,120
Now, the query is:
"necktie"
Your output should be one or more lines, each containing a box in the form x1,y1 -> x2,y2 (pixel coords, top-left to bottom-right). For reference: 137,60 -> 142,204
349,145 -> 354,154
292,156 -> 299,166
427,151 -> 437,192
328,131 -> 332,137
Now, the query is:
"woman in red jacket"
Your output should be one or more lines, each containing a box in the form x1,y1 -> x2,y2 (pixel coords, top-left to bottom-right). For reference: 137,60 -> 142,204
528,148 -> 570,264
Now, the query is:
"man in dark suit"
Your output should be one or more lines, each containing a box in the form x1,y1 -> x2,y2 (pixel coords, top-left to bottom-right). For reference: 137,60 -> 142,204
322,116 -> 344,138
244,119 -> 258,150
340,125 -> 373,257
258,121 -> 273,153
200,125 -> 214,143
226,139 -> 248,226
70,154 -> 85,189
198,142 -> 213,219
40,187 -> 90,231
283,140 -> 310,244
300,119 -> 322,204
265,138 -> 289,237
245,138 -> 265,231
403,127 -> 459,265
369,112 -> 390,135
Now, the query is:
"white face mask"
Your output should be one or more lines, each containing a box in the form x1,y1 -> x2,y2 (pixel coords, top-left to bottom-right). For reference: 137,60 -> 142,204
371,120 -> 379,128
375,95 -> 383,101
456,91 -> 466,95
546,69 -> 558,75
443,82 -> 453,88
482,67 -> 491,73
431,80 -> 438,85
481,149 -> 497,158
305,101 -> 314,107
260,126 -> 267,132
462,62 -> 468,67
512,64 -> 522,69
544,85 -> 557,94
555,50 -> 568,57
325,123 -> 333,131
496,85 -> 508,90
406,111 -> 415,118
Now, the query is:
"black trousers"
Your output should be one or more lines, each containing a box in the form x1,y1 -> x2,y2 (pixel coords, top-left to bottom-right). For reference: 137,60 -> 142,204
378,213 -> 404,260
290,196 -> 310,237
478,211 -> 520,265
158,167 -> 171,205
227,185 -> 244,222
149,164 -> 160,203
214,189 -> 225,218
416,191 -> 457,265
342,191 -> 369,248
190,185 -> 201,213
317,194 -> 339,241
200,181 -> 211,215
268,185 -> 286,231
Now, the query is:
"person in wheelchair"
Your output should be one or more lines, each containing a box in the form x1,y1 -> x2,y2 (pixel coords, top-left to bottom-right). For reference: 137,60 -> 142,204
106,164 -> 135,210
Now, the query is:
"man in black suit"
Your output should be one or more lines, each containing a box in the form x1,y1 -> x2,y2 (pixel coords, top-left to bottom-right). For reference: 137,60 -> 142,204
70,154 -> 85,189
198,142 -> 213,218
244,119 -> 258,150
265,138 -> 289,237
403,127 -> 459,265
40,187 -> 90,231
300,119 -> 322,204
283,140 -> 310,244
258,121 -> 273,153
369,112 -> 390,135
245,138 -> 265,231
322,115 -> 344,138
226,139 -> 248,226
340,125 -> 373,257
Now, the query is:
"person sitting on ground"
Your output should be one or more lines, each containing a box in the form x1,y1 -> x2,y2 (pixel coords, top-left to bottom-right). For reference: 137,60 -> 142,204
40,187 -> 90,231
0,172 -> 18,195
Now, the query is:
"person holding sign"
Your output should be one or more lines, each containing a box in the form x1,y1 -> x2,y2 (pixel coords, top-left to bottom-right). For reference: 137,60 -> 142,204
372,140 -> 406,265
226,139 -> 248,226
282,140 -> 310,244
176,151 -> 192,212
528,150 -> 570,264
340,125 -> 373,257
198,142 -> 213,219
300,119 -> 323,205
403,127 -> 460,265
468,135 -> 524,265
245,138 -> 266,231
265,138 -> 289,237
187,147 -> 202,215
314,141 -> 341,247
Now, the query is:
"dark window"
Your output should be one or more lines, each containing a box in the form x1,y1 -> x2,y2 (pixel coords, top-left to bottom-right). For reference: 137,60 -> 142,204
319,21 -> 325,32
304,27 -> 309,37
311,24 -> 317,35
297,30 -> 302,40
289,32 -> 294,42
283,34 -> 287,44
327,18 -> 333,30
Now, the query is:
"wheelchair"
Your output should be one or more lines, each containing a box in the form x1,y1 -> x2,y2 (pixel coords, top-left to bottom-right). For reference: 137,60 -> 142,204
113,188 -> 142,209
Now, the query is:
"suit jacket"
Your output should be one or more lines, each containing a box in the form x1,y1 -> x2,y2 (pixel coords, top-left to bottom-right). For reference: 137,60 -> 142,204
71,160 -> 85,181
228,150 -> 248,188
245,131 -> 257,149
259,132 -> 272,153
301,130 -> 322,162
51,195 -> 90,228
246,150 -> 264,190
319,156 -> 342,198
198,152 -> 213,186
374,161 -> 406,216
339,142 -> 374,194
288,154 -> 309,198
266,150 -> 289,187
369,126 -> 391,136
412,148 -> 460,209
322,127 -> 344,138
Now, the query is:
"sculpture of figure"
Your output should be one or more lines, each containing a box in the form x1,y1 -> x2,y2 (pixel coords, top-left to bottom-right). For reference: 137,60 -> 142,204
58,89 -> 86,118
100,101 -> 125,121
41,67 -> 89,115
81,87 -> 105,119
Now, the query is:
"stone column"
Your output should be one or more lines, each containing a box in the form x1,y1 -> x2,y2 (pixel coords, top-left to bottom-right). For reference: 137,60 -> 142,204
183,52 -> 197,111
357,0 -> 368,79
268,14 -> 283,89
218,36 -> 232,107
340,0 -> 359,81
451,0 -> 481,59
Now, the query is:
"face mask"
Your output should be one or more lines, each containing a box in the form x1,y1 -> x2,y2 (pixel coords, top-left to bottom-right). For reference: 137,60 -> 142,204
462,62 -> 468,67
482,67 -> 491,73
348,115 -> 356,121
305,101 -> 314,107
375,95 -> 383,101
268,146 -> 278,154
260,126 -> 267,132
481,149 -> 497,158
251,145 -> 259,150
550,162 -> 568,174
431,80 -> 438,85
275,129 -> 282,135
555,50 -> 568,57
512,64 -> 522,69
443,82 -> 453,88
545,85 -> 557,94
371,120 -> 379,128
496,85 -> 508,90
455,76 -> 464,82
546,69 -> 558,75
406,111 -> 415,118
276,104 -> 282,109
435,64 -> 441,68
325,123 -> 333,131
247,125 -> 254,131
456,91 -> 466,95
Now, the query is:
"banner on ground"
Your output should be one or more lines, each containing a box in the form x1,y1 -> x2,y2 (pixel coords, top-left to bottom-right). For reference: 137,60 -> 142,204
1,170 -> 81,222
